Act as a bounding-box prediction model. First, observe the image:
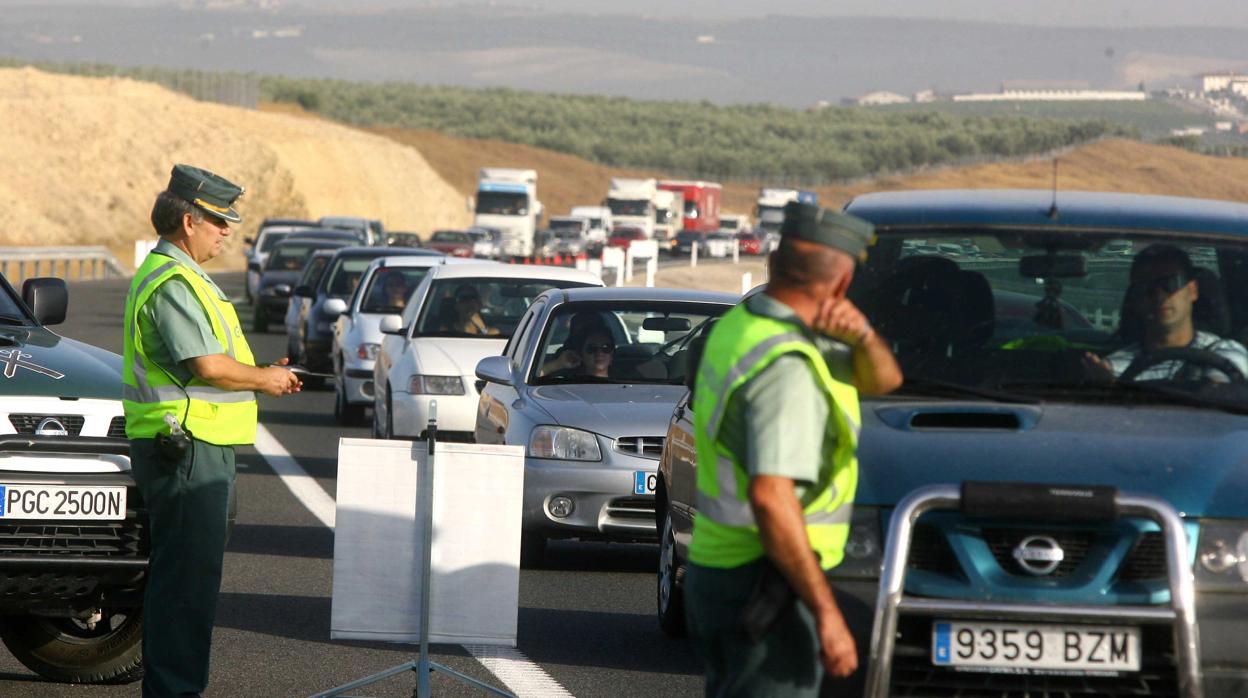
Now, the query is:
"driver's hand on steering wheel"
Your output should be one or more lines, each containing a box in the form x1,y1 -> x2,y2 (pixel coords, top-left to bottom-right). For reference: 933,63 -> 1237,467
1082,351 -> 1116,384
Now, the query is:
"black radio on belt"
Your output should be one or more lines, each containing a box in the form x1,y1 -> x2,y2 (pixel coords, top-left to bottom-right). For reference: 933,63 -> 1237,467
156,413 -> 192,461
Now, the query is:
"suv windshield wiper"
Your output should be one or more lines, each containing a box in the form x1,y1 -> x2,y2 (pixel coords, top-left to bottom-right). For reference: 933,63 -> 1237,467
893,377 -> 1041,405
999,381 -> 1248,415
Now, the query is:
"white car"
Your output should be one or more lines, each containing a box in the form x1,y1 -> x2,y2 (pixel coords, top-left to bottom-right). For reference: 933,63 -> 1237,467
328,255 -> 468,425
372,263 -> 603,441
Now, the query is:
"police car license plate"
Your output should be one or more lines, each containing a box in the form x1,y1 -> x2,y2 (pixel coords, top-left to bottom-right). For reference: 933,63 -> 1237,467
632,471 -> 657,496
0,485 -> 126,520
932,621 -> 1140,673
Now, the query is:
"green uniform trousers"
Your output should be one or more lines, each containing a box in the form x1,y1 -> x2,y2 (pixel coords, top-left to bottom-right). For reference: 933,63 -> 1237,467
685,560 -> 823,698
131,437 -> 236,698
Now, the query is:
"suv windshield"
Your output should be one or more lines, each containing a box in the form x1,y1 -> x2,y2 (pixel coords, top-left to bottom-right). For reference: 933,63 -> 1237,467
850,230 -> 1248,410
265,243 -> 318,271
257,230 -> 293,253
413,277 -> 592,339
359,267 -> 431,314
0,277 -> 29,325
531,302 -> 727,385
322,257 -> 377,299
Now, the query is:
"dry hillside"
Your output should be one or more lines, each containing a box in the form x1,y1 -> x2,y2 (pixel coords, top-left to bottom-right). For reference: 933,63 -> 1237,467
0,68 -> 469,269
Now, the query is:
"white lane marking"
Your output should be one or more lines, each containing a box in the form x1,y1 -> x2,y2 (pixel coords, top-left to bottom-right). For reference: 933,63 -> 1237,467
253,424 -> 336,529
252,425 -> 574,698
466,645 -> 575,698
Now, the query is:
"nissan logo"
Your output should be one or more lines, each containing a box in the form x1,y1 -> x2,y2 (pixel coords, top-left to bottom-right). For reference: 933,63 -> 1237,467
1012,535 -> 1064,576
35,417 -> 68,437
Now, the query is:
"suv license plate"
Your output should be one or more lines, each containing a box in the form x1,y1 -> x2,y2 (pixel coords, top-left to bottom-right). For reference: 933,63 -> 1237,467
0,485 -> 126,520
932,621 -> 1140,673
632,471 -> 657,496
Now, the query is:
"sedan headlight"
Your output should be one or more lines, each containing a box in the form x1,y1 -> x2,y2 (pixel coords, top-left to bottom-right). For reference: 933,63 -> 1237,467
408,375 -> 465,395
529,426 -> 602,462
357,343 -> 380,360
1196,520 -> 1248,590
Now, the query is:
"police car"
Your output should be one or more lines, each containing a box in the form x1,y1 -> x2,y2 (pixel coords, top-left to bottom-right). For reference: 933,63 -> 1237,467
0,274 -> 148,684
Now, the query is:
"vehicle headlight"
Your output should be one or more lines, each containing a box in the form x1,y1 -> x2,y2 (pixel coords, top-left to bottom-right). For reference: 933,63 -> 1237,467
528,426 -> 602,462
1196,520 -> 1248,590
829,506 -> 883,579
408,375 -> 465,395
357,343 -> 379,360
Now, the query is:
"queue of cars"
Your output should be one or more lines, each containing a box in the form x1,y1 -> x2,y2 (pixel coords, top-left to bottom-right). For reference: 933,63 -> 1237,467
61,186 -> 1223,696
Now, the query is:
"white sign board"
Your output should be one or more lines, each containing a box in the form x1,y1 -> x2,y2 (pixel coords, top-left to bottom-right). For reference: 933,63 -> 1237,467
330,438 -> 525,646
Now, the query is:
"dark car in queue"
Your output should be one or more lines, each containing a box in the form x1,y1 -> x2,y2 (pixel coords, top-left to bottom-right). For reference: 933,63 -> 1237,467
284,249 -> 337,362
243,217 -> 318,303
290,246 -> 443,378
474,287 -> 737,566
608,226 -> 648,249
673,230 -> 706,256
253,233 -> 355,332
657,189 -> 1248,696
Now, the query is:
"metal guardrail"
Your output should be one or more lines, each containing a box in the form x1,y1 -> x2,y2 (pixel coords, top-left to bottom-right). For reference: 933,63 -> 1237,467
0,247 -> 129,285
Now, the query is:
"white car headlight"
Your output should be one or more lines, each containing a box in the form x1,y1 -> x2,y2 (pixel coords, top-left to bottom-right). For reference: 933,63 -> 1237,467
409,375 -> 465,395
1196,520 -> 1248,590
357,343 -> 380,360
529,426 -> 602,461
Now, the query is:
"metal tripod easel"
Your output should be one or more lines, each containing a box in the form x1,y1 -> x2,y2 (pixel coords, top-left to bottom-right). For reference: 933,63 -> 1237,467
311,401 -> 517,698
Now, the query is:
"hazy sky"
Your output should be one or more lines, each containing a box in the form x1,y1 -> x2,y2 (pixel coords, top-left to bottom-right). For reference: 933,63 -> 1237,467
283,0 -> 1248,27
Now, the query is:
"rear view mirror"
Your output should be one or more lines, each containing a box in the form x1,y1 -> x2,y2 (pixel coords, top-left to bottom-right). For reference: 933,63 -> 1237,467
323,298 -> 349,316
22,278 -> 68,326
642,317 -> 691,332
272,284 -> 293,298
1020,254 -> 1087,278
379,315 -> 406,336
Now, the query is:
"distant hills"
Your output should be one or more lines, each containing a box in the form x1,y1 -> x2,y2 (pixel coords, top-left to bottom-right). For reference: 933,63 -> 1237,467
4,4 -> 1248,105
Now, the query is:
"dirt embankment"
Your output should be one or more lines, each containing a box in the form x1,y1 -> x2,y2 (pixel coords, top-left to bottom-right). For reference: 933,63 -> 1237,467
0,69 -> 469,269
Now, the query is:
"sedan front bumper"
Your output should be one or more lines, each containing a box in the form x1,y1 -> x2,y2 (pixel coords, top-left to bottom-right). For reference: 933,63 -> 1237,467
523,449 -> 659,542
391,383 -> 479,441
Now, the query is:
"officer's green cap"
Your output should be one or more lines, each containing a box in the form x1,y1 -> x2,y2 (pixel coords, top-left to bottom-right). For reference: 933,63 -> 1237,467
166,164 -> 245,223
780,201 -> 875,262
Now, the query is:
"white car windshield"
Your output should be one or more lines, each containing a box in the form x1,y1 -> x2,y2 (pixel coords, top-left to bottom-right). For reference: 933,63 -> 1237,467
530,301 -> 728,385
413,277 -> 593,339
359,267 -> 431,314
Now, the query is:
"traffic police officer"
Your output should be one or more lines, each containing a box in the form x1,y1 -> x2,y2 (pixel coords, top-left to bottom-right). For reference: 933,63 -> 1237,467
123,165 -> 302,697
684,201 -> 902,697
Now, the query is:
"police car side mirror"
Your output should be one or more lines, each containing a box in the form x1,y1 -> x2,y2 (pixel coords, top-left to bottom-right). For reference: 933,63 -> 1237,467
22,277 -> 68,326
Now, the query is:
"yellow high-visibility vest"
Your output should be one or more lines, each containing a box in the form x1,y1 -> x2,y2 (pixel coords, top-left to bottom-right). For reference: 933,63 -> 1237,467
123,252 -> 258,445
688,303 -> 860,570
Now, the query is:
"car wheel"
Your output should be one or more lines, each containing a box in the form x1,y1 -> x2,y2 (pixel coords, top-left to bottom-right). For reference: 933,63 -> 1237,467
0,609 -> 144,684
334,371 -> 366,426
520,531 -> 545,569
383,388 -> 396,439
657,510 -> 687,637
253,307 -> 268,333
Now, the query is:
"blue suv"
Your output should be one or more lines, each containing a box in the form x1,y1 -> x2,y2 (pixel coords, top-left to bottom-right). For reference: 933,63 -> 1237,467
657,190 -> 1248,697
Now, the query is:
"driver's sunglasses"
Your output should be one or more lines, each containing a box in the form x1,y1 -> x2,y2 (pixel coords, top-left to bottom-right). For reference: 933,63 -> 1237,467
1129,273 -> 1189,297
583,343 -> 615,355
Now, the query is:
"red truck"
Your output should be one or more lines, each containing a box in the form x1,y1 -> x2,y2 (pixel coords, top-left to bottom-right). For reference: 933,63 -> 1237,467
658,180 -> 722,234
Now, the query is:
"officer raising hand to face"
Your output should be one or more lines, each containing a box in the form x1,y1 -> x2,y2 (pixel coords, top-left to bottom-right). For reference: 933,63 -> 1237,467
122,165 -> 300,697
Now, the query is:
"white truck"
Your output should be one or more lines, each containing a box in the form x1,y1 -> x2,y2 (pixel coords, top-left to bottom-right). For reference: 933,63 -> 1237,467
653,189 -> 684,246
607,178 -> 658,239
474,168 -> 543,258
569,205 -> 612,243
718,213 -> 752,234
755,187 -> 817,235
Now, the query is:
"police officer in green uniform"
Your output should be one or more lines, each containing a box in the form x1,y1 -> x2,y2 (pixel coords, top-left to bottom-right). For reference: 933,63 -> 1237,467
684,201 -> 903,697
123,165 -> 302,697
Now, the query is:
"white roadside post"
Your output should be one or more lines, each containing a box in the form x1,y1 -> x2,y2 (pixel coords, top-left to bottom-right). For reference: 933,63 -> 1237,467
741,272 -> 752,295
646,257 -> 657,288
691,240 -> 698,268
625,247 -> 635,283
733,240 -> 740,264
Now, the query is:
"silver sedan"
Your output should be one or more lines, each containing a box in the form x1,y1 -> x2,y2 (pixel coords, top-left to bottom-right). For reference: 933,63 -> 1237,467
474,286 -> 737,565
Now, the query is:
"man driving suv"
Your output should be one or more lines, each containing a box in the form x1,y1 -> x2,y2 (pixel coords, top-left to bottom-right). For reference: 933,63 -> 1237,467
1087,244 -> 1248,382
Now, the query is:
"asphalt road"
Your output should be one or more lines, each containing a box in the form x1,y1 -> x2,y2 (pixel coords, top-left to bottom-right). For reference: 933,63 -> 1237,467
0,272 -> 704,697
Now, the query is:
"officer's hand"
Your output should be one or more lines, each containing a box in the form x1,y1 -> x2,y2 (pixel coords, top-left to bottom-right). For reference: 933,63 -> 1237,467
817,611 -> 858,678
814,298 -> 872,347
259,366 -> 302,397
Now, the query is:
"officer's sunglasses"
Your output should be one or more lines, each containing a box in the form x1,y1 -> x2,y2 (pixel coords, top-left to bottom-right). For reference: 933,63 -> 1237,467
1128,273 -> 1189,297
583,343 -> 615,355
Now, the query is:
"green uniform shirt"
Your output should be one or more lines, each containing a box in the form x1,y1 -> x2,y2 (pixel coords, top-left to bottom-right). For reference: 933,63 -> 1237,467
136,239 -> 227,386
717,294 -> 854,501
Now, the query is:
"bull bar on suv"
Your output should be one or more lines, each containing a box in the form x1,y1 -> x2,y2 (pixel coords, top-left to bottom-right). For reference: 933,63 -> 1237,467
866,482 -> 1200,698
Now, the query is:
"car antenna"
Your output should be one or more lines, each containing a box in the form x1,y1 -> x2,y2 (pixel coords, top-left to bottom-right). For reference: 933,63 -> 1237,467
1047,158 -> 1059,219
